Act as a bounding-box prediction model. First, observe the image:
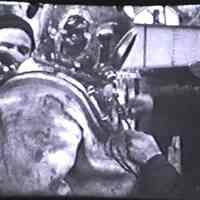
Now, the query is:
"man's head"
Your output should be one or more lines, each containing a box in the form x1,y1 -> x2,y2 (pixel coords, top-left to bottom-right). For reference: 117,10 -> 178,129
58,8 -> 92,58
0,14 -> 35,67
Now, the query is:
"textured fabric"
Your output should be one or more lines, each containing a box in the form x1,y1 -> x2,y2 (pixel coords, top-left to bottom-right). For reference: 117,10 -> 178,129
0,71 -> 138,196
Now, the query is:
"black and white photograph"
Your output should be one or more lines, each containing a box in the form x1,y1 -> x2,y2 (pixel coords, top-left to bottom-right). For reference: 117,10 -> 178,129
0,1 -> 199,198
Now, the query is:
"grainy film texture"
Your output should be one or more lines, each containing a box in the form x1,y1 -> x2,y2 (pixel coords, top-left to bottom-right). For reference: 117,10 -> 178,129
0,2 -> 199,198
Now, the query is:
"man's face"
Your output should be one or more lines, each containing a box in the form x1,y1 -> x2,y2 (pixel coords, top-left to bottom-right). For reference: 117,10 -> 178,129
0,28 -> 32,67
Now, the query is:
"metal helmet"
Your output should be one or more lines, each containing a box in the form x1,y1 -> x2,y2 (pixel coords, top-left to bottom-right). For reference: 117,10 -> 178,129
57,7 -> 93,58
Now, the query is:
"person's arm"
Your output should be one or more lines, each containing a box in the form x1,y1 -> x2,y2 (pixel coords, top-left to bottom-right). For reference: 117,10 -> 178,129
125,131 -> 183,198
138,154 -> 183,198
39,97 -> 84,195
40,111 -> 83,195
0,90 -> 84,195
107,128 -> 183,198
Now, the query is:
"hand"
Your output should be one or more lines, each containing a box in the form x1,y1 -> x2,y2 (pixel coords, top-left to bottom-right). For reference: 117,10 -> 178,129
126,130 -> 162,165
128,93 -> 154,118
105,130 -> 162,174
105,131 -> 140,175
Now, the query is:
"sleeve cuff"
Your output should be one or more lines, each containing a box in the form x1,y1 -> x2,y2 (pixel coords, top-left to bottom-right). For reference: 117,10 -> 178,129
141,154 -> 169,173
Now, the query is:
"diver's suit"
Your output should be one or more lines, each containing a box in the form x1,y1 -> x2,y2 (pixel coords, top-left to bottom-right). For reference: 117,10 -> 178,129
0,59 -> 138,196
0,56 -> 183,197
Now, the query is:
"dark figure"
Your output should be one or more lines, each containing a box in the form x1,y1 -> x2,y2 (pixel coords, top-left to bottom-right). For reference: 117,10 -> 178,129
153,9 -> 161,24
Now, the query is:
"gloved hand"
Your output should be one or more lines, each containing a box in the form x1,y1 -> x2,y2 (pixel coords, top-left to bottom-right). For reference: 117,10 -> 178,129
105,130 -> 140,175
105,129 -> 162,175
126,130 -> 162,165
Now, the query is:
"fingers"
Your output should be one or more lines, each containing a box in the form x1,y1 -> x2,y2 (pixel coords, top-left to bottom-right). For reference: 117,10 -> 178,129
106,129 -> 162,167
125,131 -> 158,149
111,143 -> 132,172
125,131 -> 162,164
105,133 -> 139,176
115,144 -> 139,176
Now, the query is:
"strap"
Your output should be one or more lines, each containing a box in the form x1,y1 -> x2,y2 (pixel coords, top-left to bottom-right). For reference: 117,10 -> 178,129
56,72 -> 115,142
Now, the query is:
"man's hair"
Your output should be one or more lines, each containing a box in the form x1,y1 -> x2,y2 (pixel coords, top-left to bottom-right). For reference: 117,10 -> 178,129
0,14 -> 35,52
